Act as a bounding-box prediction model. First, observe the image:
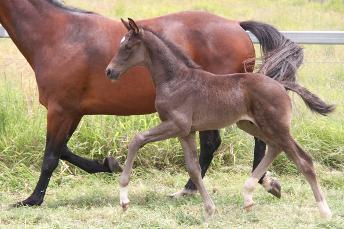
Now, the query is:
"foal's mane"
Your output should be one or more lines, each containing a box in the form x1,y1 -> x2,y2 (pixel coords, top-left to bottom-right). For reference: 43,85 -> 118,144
48,0 -> 94,14
142,27 -> 202,70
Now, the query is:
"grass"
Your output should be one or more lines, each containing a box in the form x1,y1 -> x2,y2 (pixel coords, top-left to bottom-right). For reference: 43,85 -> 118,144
0,0 -> 344,227
1,168 -> 344,228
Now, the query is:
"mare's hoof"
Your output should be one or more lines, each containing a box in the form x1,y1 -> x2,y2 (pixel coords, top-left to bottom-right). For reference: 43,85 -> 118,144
169,188 -> 197,199
104,156 -> 122,173
11,197 -> 43,208
267,180 -> 281,199
121,202 -> 130,212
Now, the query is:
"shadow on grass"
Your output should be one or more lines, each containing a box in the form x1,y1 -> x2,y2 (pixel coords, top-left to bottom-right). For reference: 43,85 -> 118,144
43,189 -> 203,210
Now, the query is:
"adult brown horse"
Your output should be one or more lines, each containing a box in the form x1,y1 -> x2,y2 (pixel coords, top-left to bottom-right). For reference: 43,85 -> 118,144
0,0 -> 303,206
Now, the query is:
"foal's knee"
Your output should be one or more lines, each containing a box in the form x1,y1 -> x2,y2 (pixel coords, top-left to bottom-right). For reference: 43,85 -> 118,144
186,161 -> 201,180
129,133 -> 145,150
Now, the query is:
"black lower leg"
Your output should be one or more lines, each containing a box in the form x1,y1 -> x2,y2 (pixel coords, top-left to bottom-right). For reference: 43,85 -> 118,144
184,130 -> 221,190
14,146 -> 60,207
253,137 -> 267,184
60,146 -> 122,173
59,116 -> 121,174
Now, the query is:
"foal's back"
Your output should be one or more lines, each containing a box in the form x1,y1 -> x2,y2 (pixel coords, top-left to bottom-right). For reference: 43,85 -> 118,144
187,70 -> 290,131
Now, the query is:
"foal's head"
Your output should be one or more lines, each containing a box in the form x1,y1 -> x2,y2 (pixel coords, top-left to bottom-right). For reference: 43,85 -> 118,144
106,18 -> 146,80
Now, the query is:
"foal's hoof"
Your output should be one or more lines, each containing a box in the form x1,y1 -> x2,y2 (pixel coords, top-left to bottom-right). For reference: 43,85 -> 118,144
320,211 -> 332,220
262,172 -> 281,199
104,156 -> 122,173
244,203 -> 254,212
318,201 -> 332,219
169,188 -> 197,199
268,180 -> 281,199
205,205 -> 216,220
121,202 -> 130,212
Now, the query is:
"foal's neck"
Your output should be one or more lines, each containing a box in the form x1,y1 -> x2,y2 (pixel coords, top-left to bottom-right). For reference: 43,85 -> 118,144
143,31 -> 190,86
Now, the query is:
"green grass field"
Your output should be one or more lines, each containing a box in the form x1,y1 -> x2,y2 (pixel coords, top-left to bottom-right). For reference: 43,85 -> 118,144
0,0 -> 344,228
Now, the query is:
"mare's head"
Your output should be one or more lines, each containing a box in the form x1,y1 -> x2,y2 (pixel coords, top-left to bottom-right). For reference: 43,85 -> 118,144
106,18 -> 146,81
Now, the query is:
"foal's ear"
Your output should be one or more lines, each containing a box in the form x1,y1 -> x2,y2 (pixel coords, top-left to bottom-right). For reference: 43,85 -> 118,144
121,18 -> 131,31
128,18 -> 140,35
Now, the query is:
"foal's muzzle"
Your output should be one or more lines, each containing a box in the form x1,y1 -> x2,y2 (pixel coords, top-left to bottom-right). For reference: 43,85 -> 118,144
105,67 -> 120,80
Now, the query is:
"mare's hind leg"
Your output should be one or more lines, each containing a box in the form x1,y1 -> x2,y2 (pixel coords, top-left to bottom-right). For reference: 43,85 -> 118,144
179,133 -> 215,218
172,130 -> 221,198
60,117 -> 122,173
282,139 -> 332,218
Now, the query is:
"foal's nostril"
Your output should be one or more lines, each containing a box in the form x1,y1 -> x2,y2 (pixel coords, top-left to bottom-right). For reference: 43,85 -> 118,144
106,68 -> 112,78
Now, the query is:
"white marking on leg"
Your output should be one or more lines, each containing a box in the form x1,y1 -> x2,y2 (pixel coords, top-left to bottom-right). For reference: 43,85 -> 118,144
120,186 -> 130,208
317,200 -> 332,219
243,177 -> 258,209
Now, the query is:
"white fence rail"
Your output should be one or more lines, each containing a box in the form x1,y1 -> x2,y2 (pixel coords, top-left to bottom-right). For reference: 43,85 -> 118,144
1,25 -> 343,44
248,31 -> 344,45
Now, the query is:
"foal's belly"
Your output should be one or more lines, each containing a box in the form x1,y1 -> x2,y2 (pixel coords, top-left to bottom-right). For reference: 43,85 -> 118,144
191,112 -> 255,132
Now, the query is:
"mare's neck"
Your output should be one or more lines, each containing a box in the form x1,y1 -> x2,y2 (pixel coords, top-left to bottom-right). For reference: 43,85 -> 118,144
0,0 -> 63,67
143,32 -> 188,86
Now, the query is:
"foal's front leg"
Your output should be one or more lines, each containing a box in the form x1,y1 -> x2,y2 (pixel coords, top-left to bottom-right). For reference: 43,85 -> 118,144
179,133 -> 215,218
119,120 -> 183,210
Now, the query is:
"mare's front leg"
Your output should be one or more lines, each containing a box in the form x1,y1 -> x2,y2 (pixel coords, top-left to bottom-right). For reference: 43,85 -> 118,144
13,107 -> 76,207
119,120 -> 184,210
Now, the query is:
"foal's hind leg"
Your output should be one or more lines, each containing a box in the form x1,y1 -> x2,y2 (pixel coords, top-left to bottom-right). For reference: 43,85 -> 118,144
237,121 -> 281,199
282,139 -> 332,218
253,138 -> 281,198
179,133 -> 215,218
243,145 -> 281,209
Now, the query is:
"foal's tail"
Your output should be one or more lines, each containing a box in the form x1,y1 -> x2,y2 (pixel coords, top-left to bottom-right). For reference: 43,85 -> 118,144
240,21 -> 303,82
281,81 -> 335,116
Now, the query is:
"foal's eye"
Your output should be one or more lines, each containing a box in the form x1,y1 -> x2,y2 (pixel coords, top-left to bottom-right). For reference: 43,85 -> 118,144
125,44 -> 131,50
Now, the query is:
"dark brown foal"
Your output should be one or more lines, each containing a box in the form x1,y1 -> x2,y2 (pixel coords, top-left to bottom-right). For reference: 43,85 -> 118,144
106,19 -> 334,219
